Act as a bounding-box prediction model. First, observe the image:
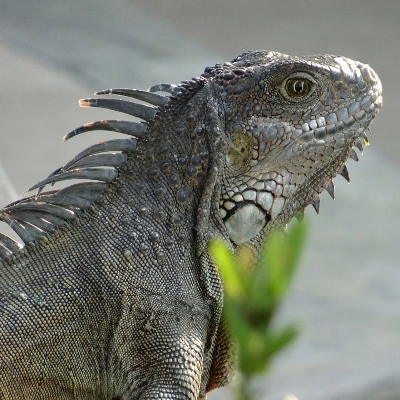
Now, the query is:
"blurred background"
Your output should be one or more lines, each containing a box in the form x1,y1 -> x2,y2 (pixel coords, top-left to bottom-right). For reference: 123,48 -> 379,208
0,1 -> 399,399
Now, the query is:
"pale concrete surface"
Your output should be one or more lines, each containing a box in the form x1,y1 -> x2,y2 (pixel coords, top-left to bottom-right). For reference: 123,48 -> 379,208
0,1 -> 399,399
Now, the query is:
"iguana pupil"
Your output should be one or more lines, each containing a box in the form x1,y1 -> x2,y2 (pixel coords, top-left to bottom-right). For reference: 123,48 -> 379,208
294,80 -> 304,92
286,77 -> 312,97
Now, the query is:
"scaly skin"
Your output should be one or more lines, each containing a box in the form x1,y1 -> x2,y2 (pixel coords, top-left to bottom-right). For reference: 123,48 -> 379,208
0,51 -> 381,399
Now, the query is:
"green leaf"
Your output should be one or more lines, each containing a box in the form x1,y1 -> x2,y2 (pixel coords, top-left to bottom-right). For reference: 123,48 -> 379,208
209,220 -> 307,395
223,297 -> 251,343
263,222 -> 306,300
264,324 -> 299,358
209,240 -> 243,298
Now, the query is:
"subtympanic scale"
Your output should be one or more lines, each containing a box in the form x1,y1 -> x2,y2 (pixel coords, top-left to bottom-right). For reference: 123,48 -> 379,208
224,203 -> 267,245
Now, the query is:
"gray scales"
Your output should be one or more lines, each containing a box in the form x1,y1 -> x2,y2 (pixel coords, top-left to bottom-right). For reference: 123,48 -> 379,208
0,51 -> 382,399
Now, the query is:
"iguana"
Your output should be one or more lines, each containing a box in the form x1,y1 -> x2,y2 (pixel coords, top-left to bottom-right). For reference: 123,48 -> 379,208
0,51 -> 382,399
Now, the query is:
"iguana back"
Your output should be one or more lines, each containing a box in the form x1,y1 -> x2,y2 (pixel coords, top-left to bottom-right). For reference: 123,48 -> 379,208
0,51 -> 382,399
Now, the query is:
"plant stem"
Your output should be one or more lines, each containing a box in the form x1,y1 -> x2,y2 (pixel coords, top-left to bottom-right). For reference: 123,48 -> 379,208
235,375 -> 254,400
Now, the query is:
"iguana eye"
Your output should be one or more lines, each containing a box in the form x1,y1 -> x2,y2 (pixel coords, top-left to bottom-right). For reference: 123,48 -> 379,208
281,72 -> 316,100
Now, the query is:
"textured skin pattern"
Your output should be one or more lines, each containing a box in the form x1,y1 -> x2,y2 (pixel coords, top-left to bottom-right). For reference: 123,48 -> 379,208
0,51 -> 382,399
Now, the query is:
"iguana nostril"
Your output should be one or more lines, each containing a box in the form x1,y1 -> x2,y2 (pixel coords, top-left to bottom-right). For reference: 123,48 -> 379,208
360,65 -> 380,87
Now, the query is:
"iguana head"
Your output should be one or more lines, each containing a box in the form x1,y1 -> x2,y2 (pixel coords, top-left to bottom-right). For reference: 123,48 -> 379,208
203,51 -> 382,246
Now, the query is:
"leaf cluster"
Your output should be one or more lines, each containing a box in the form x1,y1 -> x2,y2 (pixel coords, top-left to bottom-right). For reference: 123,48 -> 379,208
209,222 -> 306,380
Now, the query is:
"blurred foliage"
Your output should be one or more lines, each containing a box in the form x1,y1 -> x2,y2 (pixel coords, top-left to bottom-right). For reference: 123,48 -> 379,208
209,221 -> 306,400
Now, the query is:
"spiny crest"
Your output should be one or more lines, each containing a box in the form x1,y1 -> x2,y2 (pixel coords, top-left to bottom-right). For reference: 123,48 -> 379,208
0,79 -> 205,262
201,50 -> 281,79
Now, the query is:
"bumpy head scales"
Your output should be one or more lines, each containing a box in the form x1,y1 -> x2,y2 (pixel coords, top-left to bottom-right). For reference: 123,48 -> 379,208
210,51 -> 382,245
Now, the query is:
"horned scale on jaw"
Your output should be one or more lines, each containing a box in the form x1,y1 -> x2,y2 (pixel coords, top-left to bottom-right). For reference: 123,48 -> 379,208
0,51 -> 381,399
